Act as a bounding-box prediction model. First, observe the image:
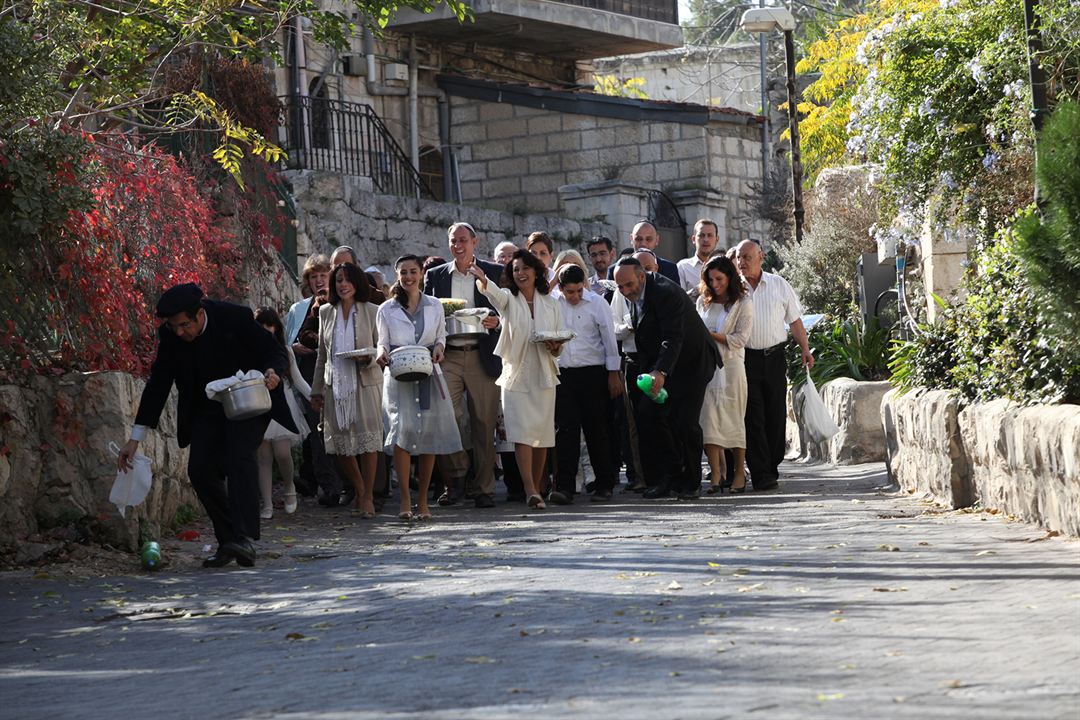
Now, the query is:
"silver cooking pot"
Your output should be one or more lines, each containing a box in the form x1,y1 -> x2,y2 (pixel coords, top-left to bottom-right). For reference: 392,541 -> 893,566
446,309 -> 490,340
220,378 -> 272,420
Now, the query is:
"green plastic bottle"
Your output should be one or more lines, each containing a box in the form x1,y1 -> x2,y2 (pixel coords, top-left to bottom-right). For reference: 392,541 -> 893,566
140,541 -> 162,571
636,373 -> 668,404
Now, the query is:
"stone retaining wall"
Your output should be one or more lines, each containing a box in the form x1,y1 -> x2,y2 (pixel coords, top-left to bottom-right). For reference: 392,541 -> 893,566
881,390 -> 1080,536
285,170 -> 613,276
786,378 -> 890,465
0,373 -> 195,559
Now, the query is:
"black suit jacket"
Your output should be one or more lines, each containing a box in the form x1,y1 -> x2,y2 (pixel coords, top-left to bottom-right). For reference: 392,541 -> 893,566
608,256 -> 680,285
135,300 -> 294,448
424,259 -> 505,379
632,273 -> 720,400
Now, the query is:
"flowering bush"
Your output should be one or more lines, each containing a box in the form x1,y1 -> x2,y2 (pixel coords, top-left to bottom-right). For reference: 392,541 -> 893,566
0,130 -> 282,380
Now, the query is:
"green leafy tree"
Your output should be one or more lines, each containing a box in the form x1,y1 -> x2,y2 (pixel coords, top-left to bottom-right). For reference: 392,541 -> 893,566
1,0 -> 470,179
1016,101 -> 1080,346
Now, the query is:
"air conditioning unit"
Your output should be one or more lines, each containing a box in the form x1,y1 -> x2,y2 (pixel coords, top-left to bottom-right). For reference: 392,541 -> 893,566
341,54 -> 365,77
383,63 -> 409,83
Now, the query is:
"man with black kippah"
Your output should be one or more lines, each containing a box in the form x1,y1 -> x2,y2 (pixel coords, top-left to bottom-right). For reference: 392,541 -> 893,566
116,283 -> 295,568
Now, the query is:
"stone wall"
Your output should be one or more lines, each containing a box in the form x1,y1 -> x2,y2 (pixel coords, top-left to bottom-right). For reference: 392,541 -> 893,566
449,98 -> 766,244
0,373 -> 196,559
284,169 -> 613,278
881,390 -> 1080,536
786,378 -> 890,465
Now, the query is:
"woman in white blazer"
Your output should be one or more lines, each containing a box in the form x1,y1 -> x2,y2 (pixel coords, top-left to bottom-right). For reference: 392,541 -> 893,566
471,249 -> 564,510
697,255 -> 753,494
311,263 -> 384,518
375,255 -> 462,520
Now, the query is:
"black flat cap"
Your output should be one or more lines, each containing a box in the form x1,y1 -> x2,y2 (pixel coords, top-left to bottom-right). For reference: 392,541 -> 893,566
156,283 -> 205,317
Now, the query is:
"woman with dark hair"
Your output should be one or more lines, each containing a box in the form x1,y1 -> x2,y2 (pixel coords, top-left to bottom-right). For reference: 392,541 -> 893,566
697,255 -> 753,494
311,263 -> 384,517
471,249 -> 564,509
375,255 -> 462,520
254,307 -> 312,518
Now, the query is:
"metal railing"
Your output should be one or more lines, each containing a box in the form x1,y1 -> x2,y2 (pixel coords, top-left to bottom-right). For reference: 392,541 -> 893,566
278,95 -> 434,199
552,0 -> 677,25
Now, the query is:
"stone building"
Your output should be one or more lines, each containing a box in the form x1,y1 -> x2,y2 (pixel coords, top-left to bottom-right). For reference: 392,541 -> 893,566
270,0 -> 767,268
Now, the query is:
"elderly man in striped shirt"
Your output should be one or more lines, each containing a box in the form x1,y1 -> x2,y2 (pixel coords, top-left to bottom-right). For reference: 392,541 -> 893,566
735,240 -> 814,491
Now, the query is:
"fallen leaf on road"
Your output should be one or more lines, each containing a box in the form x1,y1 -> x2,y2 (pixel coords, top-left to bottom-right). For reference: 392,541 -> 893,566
627,637 -> 641,643
817,693 -> 845,701
831,618 -> 846,623
872,587 -> 908,592
285,632 -> 305,640
464,656 -> 496,664
974,550 -> 996,557
737,583 -> 764,593
707,562 -> 722,568
666,581 -> 683,591
877,544 -> 900,552
943,679 -> 965,688
732,568 -> 750,576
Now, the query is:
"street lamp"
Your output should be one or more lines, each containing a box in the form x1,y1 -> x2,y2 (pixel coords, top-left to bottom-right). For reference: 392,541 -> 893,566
740,6 -> 804,245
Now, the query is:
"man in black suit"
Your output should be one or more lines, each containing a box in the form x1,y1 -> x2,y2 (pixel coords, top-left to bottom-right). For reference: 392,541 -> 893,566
613,257 -> 719,499
424,222 -> 504,508
117,283 -> 294,567
608,221 -> 681,285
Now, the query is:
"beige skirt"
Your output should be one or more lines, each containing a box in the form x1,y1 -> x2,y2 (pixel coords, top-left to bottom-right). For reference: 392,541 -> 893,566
322,380 -> 384,455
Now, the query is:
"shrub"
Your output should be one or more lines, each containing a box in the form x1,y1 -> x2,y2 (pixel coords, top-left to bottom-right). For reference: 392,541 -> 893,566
0,132 -> 281,380
888,215 -> 1080,404
787,316 -> 892,388
779,168 -> 879,316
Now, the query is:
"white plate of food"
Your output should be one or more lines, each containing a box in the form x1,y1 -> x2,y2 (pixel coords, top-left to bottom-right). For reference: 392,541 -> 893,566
336,347 -> 377,359
531,330 -> 576,344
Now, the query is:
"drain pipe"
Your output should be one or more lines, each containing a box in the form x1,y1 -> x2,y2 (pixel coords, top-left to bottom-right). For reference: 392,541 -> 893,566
295,16 -> 311,165
363,26 -> 452,194
408,34 -> 420,178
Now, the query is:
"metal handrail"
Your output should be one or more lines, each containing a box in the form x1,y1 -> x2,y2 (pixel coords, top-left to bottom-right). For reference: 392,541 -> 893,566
278,95 -> 434,199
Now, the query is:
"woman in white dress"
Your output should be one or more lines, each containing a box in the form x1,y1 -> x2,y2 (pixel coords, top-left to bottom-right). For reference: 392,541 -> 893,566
254,307 -> 311,519
697,255 -> 753,493
471,249 -> 564,510
311,263 -> 384,518
375,255 -> 462,521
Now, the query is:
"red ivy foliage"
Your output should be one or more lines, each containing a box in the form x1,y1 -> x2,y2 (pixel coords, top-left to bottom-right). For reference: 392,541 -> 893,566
1,132 -> 284,380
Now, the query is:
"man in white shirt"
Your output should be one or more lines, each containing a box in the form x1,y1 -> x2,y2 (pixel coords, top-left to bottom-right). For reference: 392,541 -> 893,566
551,265 -> 623,503
735,239 -> 814,491
677,219 -> 720,293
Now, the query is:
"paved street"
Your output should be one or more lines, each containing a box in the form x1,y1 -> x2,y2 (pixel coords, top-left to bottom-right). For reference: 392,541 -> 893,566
1,461 -> 1078,720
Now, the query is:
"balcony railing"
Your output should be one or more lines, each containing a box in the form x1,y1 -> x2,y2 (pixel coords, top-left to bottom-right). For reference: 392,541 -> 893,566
278,95 -> 434,199
552,0 -> 677,25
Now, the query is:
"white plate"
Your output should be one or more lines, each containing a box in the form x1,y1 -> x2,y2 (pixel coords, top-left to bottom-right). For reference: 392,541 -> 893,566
531,331 -> 576,344
336,347 -> 376,359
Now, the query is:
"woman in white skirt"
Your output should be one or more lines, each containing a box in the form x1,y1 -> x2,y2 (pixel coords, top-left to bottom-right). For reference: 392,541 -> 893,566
375,255 -> 462,520
697,255 -> 753,493
311,263 -> 384,518
255,307 -> 311,519
471,249 -> 564,510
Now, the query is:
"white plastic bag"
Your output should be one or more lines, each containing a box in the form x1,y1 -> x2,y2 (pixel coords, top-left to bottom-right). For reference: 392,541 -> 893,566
798,374 -> 840,443
107,441 -> 152,518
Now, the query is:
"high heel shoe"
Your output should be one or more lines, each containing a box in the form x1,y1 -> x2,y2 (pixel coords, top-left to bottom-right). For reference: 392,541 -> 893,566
527,494 -> 547,510
705,485 -> 722,495
727,479 -> 747,494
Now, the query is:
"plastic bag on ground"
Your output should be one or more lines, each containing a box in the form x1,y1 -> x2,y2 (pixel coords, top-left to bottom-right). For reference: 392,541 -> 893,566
107,441 -> 153,518
798,374 -> 840,444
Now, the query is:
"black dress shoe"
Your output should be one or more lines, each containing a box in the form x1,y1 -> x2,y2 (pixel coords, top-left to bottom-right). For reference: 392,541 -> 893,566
752,479 -> 779,492
627,482 -> 648,493
590,490 -> 613,502
584,481 -> 596,494
202,549 -> 235,568
677,489 -> 700,500
222,540 -> 256,567
642,487 -> 671,499
474,494 -> 496,509
548,490 -> 572,505
318,490 -> 340,507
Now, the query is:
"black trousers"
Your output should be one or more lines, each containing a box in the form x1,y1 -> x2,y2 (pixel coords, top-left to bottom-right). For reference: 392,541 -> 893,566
744,345 -> 788,488
635,381 -> 708,494
300,401 -> 342,496
187,410 -> 271,546
501,451 -> 524,498
555,365 -> 616,495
